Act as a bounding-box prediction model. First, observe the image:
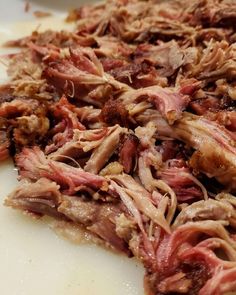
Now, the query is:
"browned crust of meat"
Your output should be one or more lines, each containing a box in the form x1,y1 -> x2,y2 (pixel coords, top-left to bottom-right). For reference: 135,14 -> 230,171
100,99 -> 129,127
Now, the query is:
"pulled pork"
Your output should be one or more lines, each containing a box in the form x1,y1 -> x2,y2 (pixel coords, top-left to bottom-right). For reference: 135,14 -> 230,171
2,0 -> 236,294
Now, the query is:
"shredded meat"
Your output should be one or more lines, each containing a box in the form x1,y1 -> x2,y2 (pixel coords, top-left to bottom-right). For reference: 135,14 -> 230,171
5,178 -> 64,218
5,178 -> 130,254
119,134 -> 139,173
0,130 -> 10,161
16,147 -> 107,194
61,197 -> 131,254
2,0 -> 236,294
173,199 -> 234,228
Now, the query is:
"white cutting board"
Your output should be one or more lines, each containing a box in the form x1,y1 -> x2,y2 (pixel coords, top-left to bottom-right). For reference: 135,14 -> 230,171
0,1 -> 144,294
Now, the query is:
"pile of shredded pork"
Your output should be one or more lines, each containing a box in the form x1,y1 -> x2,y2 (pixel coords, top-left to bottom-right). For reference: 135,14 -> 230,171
1,0 -> 236,294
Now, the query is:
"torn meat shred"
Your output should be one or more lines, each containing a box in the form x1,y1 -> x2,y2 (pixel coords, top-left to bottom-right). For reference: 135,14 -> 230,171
16,147 -> 107,194
119,134 -> 139,173
119,85 -> 190,124
0,129 -> 10,161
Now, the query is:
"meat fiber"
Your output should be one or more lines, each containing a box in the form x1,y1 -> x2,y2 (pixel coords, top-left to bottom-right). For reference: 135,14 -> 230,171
173,199 -> 234,228
7,51 -> 53,100
0,98 -> 49,150
198,267 -> 236,295
109,173 -> 171,234
119,134 -> 139,173
16,147 -> 107,194
45,96 -> 85,154
44,46 -> 128,107
157,157 -> 208,201
0,98 -> 46,118
5,178 -> 130,254
186,0 -> 236,27
58,196 -> 130,254
5,178 -> 64,218
106,61 -> 165,89
84,124 -> 127,174
119,86 -> 190,124
190,40 -> 236,81
0,130 -> 10,161
134,41 -> 197,77
145,112 -> 236,191
48,127 -> 109,161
